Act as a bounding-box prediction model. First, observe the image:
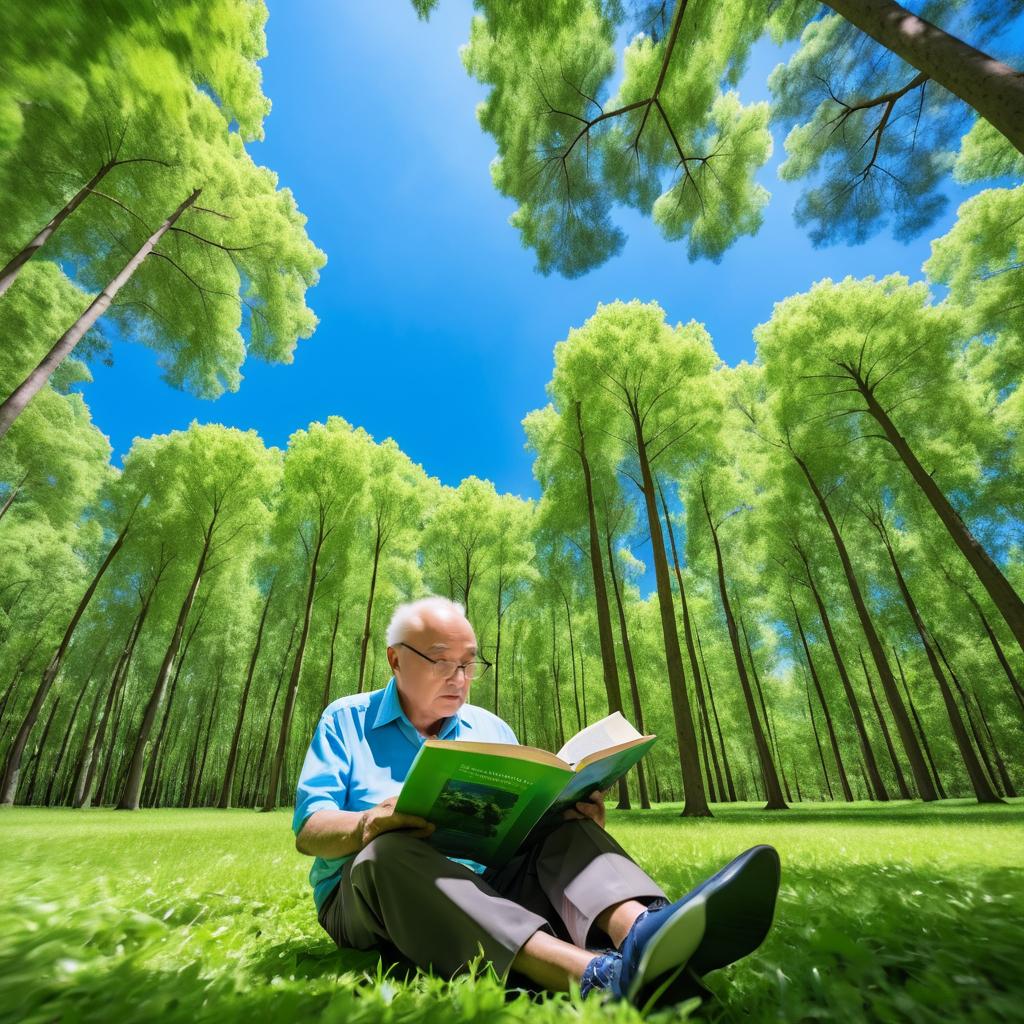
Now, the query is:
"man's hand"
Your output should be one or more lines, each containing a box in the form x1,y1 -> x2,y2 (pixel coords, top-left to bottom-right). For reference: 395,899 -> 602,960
357,796 -> 436,849
562,788 -> 607,829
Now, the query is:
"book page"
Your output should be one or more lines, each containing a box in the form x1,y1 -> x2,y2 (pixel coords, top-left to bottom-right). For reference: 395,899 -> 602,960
555,710 -> 642,766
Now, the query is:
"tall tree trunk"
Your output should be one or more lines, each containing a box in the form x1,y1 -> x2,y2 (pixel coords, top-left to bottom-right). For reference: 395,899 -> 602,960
357,520 -> 384,695
696,623 -> 737,801
143,594 -> 209,807
0,160 -> 119,297
855,381 -> 1024,653
700,480 -> 786,810
0,189 -> 201,438
972,686 -> 1017,798
960,588 -> 1024,716
218,581 -> 275,809
822,0 -> 1024,157
657,477 -> 726,803
573,402 -> 632,811
892,645 -> 947,799
0,471 -> 28,523
321,601 -> 341,710
805,685 -> 835,800
794,541 -> 890,801
22,694 -> 62,805
66,664 -> 108,806
263,517 -> 331,813
792,602 -> 854,801
1,504 -> 136,804
549,605 -> 567,754
858,650 -> 913,800
118,530 -> 212,811
625,409 -> 708,817
791,452 -> 935,799
42,641 -> 108,806
557,582 -> 583,734
190,667 -> 222,807
604,527 -> 651,809
870,518 -> 1001,803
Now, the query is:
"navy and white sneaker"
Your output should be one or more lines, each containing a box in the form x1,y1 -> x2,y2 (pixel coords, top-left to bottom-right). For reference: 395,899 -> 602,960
611,845 -> 781,1009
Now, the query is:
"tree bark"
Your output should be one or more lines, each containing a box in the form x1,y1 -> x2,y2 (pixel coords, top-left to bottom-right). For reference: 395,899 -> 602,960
117,529 -> 212,811
701,480 -> 786,810
218,581 -> 275,809
822,0 -> 1024,157
0,189 -> 201,438
858,649 -> 913,799
22,694 -> 62,805
805,685 -> 835,800
791,450 -> 935,799
357,517 -> 384,694
892,645 -> 947,799
856,382 -> 1024,654
1,503 -> 137,804
792,603 -> 854,801
696,623 -> 737,801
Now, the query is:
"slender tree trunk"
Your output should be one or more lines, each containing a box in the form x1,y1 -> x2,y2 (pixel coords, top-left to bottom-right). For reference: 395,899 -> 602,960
557,583 -> 583,734
701,481 -> 786,810
22,694 -> 62,804
604,527 -> 651,808
0,471 -> 28,523
321,601 -> 341,710
892,645 -> 947,799
42,642 -> 107,806
1,505 -> 136,804
972,686 -> 1017,797
657,477 -> 725,802
263,516 -> 330,813
696,623 -> 737,801
858,649 -> 913,799
791,452 -> 935,798
118,530 -> 212,811
549,605 -> 567,753
795,542 -> 890,801
190,667 -> 222,807
143,595 -> 209,807
964,592 -> 1024,716
822,0 -> 1024,157
793,603 -> 853,800
856,382 -> 1024,652
573,402 -> 631,811
357,522 -> 384,695
218,582 -> 275,809
0,160 -> 119,297
0,189 -> 201,438
66,665 -> 108,806
872,521 -> 1001,803
806,685 -> 835,800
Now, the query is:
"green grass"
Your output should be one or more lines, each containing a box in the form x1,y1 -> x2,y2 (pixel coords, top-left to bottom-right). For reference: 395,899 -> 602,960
1,800 -> 1022,1023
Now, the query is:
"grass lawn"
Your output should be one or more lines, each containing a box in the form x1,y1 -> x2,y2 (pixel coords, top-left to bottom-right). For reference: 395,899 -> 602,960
1,800 -> 1022,1023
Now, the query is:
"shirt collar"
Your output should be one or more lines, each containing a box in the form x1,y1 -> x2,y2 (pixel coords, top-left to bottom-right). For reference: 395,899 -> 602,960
371,675 -> 472,740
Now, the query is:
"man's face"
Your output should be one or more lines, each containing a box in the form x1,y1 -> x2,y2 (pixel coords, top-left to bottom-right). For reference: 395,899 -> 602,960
387,609 -> 478,725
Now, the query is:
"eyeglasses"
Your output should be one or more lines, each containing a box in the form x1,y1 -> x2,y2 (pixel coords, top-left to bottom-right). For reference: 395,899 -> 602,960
395,641 -> 492,681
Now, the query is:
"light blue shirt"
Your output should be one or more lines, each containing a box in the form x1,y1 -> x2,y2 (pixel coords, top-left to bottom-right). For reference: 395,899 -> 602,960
292,674 -> 519,911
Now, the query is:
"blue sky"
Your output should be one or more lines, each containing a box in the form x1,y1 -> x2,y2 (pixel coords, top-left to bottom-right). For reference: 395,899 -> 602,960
80,0 -> 993,505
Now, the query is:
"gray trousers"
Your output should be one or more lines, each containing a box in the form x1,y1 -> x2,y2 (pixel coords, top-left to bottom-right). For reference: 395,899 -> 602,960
316,817 -> 668,982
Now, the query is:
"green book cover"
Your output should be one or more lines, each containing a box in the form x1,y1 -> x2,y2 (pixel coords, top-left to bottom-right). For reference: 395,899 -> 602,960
394,711 -> 657,866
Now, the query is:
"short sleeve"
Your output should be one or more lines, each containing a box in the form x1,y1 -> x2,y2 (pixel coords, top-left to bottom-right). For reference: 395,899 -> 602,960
292,712 -> 351,836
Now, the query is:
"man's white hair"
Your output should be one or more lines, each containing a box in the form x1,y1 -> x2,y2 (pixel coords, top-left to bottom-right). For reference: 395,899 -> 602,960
386,595 -> 468,647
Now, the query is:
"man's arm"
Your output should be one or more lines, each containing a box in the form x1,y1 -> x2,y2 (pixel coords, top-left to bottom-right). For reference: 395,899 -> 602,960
295,796 -> 436,857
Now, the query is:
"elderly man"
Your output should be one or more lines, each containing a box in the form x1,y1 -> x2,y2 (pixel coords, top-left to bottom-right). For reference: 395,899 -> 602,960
293,595 -> 780,1009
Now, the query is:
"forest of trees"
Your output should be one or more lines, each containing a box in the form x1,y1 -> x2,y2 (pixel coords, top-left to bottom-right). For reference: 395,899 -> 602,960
0,1 -> 1021,819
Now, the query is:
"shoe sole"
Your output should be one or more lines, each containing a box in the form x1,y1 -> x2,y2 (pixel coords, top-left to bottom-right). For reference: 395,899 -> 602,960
687,844 -> 781,976
626,844 -> 781,1004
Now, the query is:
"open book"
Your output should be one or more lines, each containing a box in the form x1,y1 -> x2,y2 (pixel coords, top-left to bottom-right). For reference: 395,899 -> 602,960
393,711 -> 656,867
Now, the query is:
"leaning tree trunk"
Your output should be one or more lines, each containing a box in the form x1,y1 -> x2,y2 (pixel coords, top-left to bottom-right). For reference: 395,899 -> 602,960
248,619 -> 297,806
805,684 -> 835,800
218,581 -> 275,809
822,0 -> 1024,157
959,587 -> 1024,716
0,159 -> 118,298
875,524 -> 1001,803
262,523 -> 329,812
972,686 -> 1018,797
628,421 -> 709,818
857,383 -> 1024,654
795,542 -> 890,801
858,650 -> 913,800
792,452 -> 935,799
21,694 -> 62,805
357,521 -> 384,694
658,477 -> 726,803
792,603 -> 854,801
557,583 -> 583,734
573,401 -> 631,811
321,602 -> 341,710
892,646 -> 947,798
701,482 -> 786,810
0,188 -> 201,438
604,527 -> 651,809
1,505 -> 136,804
696,623 -> 737,801
117,531 -> 211,811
